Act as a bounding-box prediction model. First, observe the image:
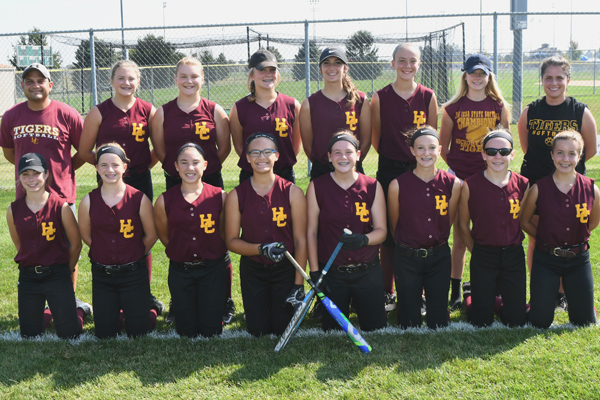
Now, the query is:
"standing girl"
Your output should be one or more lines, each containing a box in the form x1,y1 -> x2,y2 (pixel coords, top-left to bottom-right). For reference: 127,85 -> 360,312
154,143 -> 229,338
520,131 -> 599,328
388,127 -> 461,329
78,144 -> 158,338
440,54 -> 510,309
300,47 -> 371,180
230,49 -> 302,183
79,59 -> 163,315
7,153 -> 83,338
371,43 -> 439,311
306,131 -> 387,332
518,56 -> 597,311
224,133 -> 307,337
457,130 -> 529,327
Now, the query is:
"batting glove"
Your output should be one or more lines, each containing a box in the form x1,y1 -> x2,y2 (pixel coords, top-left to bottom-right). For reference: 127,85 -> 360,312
284,284 -> 305,312
340,233 -> 369,250
259,242 -> 287,263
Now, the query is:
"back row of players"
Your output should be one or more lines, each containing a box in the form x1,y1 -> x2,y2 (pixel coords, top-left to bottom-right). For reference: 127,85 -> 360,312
1,44 -> 597,339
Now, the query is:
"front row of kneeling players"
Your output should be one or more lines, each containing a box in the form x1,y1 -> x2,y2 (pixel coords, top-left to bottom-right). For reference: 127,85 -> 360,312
8,128 -> 598,339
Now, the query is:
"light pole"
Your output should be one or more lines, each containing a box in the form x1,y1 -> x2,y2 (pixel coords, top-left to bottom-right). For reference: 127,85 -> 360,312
120,0 -> 126,59
163,2 -> 167,38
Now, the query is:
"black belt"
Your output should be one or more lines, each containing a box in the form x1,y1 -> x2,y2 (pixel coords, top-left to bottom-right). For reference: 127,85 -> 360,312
397,242 -> 447,259
183,261 -> 206,270
536,242 -> 589,258
19,265 -> 52,274
92,259 -> 144,274
125,167 -> 149,178
172,255 -> 229,271
336,259 -> 377,273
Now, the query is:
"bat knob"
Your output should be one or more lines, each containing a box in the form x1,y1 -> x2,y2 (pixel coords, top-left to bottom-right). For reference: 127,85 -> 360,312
343,228 -> 352,235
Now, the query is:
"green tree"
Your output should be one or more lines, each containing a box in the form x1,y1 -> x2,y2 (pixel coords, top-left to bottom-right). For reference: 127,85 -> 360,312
292,40 -> 320,81
71,38 -> 120,92
568,41 -> 583,61
130,34 -> 185,89
9,27 -> 63,70
346,30 -> 382,81
267,46 -> 284,62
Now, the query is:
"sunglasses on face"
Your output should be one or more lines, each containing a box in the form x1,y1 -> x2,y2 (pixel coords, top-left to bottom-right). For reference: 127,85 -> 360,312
248,149 -> 277,158
484,147 -> 512,156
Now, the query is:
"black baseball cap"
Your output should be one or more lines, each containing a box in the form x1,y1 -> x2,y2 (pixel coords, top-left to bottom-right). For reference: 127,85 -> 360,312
248,49 -> 278,70
462,54 -> 492,75
22,63 -> 52,81
18,153 -> 47,175
319,47 -> 347,65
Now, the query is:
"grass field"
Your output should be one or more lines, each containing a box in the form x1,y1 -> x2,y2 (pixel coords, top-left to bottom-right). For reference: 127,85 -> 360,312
0,117 -> 599,399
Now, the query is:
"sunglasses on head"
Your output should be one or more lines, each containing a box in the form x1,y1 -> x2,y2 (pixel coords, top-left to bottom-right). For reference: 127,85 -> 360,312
484,147 -> 512,156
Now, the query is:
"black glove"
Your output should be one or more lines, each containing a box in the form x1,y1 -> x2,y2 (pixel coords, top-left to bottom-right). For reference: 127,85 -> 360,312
309,270 -> 322,286
259,242 -> 287,263
285,284 -> 305,312
340,233 -> 369,250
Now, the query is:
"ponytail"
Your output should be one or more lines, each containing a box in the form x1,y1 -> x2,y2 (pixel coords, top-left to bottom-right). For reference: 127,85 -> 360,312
342,74 -> 360,107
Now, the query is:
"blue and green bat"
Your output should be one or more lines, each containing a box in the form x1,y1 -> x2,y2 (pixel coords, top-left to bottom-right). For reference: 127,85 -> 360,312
283,251 -> 372,354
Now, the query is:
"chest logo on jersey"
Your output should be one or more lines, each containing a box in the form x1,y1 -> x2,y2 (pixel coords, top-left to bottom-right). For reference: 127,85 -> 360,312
41,222 -> 56,241
275,118 -> 289,137
195,122 -> 210,140
355,202 -> 370,222
345,112 -> 358,131
413,111 -> 426,128
509,199 -> 521,219
200,214 -> 216,234
131,123 -> 146,142
120,219 -> 134,238
435,195 -> 448,215
272,207 -> 287,227
576,203 -> 590,223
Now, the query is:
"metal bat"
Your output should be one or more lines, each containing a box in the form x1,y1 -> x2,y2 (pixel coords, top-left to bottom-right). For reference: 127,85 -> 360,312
283,251 -> 372,354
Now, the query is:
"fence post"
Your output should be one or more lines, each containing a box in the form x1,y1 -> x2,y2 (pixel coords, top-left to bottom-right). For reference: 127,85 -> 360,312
151,66 -> 155,105
512,25 -> 523,123
493,13 -> 498,76
304,20 -> 311,176
594,50 -> 597,95
89,29 -> 98,107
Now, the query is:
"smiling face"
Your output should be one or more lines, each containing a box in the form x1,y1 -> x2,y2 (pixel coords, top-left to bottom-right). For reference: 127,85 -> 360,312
19,169 -> 48,193
21,70 -> 53,103
542,65 -> 569,103
96,153 -> 127,184
175,147 -> 207,183
392,45 -> 421,82
251,66 -> 279,91
465,69 -> 489,93
320,56 -> 347,83
176,63 -> 204,96
551,138 -> 581,174
328,139 -> 359,173
111,66 -> 139,97
482,137 -> 514,172
246,137 -> 279,173
410,134 -> 440,168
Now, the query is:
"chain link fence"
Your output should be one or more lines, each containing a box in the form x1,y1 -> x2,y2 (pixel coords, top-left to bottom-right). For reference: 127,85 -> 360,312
1,12 -> 600,189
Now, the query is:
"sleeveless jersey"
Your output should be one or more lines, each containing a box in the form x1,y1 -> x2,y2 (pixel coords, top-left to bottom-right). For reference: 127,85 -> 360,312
466,171 -> 529,247
376,83 -> 434,162
235,93 -> 297,171
88,185 -> 146,265
161,97 -> 221,177
444,96 -> 504,180
313,173 -> 379,266
394,169 -> 456,248
96,97 -> 153,172
11,193 -> 69,266
521,97 -> 586,184
236,175 -> 295,264
162,183 -> 227,261
307,90 -> 366,164
535,173 -> 595,247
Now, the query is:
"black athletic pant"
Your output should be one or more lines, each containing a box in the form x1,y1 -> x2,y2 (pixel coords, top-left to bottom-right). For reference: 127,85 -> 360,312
528,248 -> 596,328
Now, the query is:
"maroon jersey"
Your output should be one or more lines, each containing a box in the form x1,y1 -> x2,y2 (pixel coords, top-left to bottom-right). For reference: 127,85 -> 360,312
235,93 -> 297,171
307,90 -> 366,164
376,83 -> 434,162
536,173 -> 595,247
11,193 -> 69,267
88,185 -> 146,265
394,169 -> 456,248
96,97 -> 153,172
162,183 -> 227,261
0,100 -> 82,203
236,175 -> 295,264
313,173 -> 379,266
466,171 -> 529,247
444,96 -> 504,180
161,97 -> 221,177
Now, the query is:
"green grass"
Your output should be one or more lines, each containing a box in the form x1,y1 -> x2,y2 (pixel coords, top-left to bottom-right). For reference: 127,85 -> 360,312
0,125 -> 599,396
